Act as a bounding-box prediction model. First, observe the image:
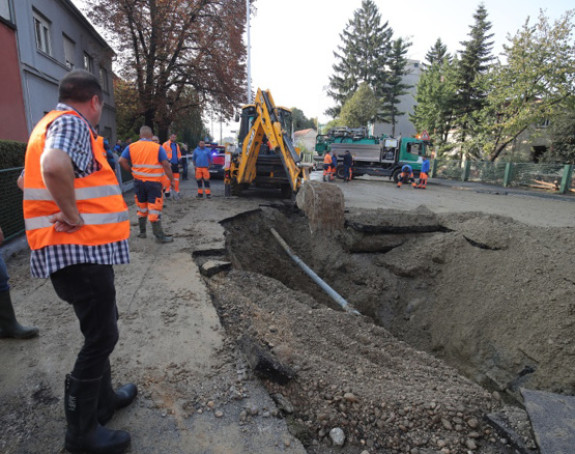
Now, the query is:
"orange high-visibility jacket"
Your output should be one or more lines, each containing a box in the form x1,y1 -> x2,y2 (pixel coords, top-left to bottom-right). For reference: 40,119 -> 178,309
128,140 -> 165,183
23,110 -> 130,250
323,153 -> 332,165
162,140 -> 181,163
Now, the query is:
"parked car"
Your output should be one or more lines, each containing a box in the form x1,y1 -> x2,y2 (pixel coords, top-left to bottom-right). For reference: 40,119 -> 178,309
208,144 -> 226,179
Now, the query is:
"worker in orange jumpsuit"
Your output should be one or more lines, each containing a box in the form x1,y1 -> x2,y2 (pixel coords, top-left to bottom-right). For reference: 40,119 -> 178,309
323,151 -> 334,182
397,164 -> 414,188
162,134 -> 181,199
119,126 -> 175,243
413,156 -> 430,189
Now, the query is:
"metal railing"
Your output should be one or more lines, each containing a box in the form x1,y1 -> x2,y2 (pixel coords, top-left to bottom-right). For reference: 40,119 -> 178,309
432,160 -> 574,194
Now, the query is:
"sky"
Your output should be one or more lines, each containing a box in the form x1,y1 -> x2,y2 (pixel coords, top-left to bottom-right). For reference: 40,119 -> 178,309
71,0 -> 574,140
247,0 -> 573,130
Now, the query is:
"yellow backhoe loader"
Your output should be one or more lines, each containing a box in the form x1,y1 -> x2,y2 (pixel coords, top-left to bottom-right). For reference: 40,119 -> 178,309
230,88 -> 311,198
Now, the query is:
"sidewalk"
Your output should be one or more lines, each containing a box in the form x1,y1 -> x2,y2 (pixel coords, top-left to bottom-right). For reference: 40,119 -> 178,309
431,177 -> 575,203
0,177 -> 306,454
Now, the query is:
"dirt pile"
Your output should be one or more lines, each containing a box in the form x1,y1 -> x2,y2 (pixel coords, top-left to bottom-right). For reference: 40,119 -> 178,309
207,203 -> 575,452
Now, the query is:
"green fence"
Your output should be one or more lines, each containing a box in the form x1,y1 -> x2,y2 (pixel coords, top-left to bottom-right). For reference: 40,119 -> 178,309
432,160 -> 574,194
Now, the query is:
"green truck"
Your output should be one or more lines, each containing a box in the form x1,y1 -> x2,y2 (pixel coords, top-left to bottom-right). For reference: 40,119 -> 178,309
315,127 -> 432,182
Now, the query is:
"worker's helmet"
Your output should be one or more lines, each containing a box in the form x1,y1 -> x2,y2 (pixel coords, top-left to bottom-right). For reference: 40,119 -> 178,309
402,165 -> 410,172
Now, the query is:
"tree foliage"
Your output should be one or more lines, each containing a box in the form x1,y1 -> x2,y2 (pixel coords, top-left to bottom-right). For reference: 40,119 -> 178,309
327,0 -> 392,118
383,37 -> 413,136
86,0 -> 248,141
476,10 -> 575,161
290,107 -> 316,131
424,38 -> 451,68
339,83 -> 379,128
453,4 -> 495,159
411,56 -> 458,155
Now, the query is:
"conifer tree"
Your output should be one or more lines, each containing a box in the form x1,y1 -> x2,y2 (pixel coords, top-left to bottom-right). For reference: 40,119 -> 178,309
424,38 -> 451,68
327,0 -> 393,118
382,37 -> 413,136
453,4 -> 495,159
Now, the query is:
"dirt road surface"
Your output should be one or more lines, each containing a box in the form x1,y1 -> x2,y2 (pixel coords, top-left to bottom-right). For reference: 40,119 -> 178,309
1,173 -> 573,454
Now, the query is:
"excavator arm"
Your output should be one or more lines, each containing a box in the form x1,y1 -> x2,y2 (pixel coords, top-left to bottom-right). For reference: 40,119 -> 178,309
232,88 -> 310,196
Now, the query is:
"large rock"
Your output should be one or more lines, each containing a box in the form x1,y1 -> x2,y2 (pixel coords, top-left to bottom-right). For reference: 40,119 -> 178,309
296,181 -> 345,234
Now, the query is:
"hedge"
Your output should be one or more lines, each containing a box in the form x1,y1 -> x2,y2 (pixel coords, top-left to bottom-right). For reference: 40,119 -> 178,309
0,139 -> 27,169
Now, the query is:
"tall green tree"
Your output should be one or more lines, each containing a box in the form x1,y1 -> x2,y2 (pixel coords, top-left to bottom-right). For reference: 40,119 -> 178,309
424,38 -> 451,68
327,0 -> 393,118
339,83 -> 379,128
86,0 -> 249,141
475,10 -> 575,161
453,3 -> 495,160
290,108 -> 316,131
382,37 -> 413,136
411,56 -> 458,154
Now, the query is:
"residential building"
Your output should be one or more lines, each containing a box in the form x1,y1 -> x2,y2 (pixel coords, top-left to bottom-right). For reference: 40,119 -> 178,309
0,1 -> 28,142
294,128 -> 317,154
373,59 -> 421,139
0,0 -> 116,143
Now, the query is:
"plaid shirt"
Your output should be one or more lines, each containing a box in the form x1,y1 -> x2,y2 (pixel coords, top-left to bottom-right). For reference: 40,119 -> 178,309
29,104 -> 130,278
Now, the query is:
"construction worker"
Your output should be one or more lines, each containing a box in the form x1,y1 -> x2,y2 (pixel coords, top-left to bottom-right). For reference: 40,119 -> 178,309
119,126 -> 175,243
162,133 -> 181,199
342,150 -> 353,182
413,156 -> 430,189
397,164 -> 414,188
323,151 -> 334,182
22,69 -> 134,454
0,226 -> 39,339
192,140 -> 213,198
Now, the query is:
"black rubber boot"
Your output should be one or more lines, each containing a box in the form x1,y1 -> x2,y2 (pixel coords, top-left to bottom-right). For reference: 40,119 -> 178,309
0,290 -> 39,339
151,221 -> 173,243
64,375 -> 131,454
137,217 -> 147,238
98,364 -> 138,425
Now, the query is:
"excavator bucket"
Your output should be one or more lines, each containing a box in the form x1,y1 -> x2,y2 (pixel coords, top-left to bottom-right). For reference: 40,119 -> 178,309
295,181 -> 345,234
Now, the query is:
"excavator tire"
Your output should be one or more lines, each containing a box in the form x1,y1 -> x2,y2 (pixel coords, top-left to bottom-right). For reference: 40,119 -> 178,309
231,178 -> 242,196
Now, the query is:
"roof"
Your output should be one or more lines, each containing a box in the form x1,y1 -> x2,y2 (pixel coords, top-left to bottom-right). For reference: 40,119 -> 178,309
294,128 -> 316,137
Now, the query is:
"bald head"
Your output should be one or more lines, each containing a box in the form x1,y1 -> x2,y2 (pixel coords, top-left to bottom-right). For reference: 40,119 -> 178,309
139,125 -> 153,139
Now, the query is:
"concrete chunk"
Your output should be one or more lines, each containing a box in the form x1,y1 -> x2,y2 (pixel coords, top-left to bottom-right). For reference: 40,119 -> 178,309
521,388 -> 575,454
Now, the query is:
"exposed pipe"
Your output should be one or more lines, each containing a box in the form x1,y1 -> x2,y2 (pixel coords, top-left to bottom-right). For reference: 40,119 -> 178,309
269,228 -> 360,316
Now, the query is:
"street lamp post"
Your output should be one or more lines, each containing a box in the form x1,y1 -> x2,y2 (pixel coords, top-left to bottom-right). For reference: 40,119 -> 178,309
246,0 -> 252,104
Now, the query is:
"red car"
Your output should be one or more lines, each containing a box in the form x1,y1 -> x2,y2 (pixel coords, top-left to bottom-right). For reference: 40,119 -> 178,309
208,145 -> 226,179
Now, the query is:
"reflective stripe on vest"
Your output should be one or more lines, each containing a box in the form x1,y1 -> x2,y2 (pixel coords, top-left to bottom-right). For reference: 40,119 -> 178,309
24,184 -> 121,201
23,110 -> 130,250
129,140 -> 165,182
25,210 -> 130,231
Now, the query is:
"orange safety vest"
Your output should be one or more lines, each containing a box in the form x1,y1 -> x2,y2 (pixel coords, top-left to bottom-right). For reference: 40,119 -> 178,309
323,154 -> 332,165
162,140 -> 181,162
23,110 -> 130,250
127,140 -> 165,183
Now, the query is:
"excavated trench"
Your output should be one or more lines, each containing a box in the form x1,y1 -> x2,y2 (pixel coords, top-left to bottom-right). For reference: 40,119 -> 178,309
216,204 -> 574,398
200,202 -> 573,452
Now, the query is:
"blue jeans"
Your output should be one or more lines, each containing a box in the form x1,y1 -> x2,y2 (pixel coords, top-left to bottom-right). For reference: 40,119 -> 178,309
50,264 -> 119,380
0,255 -> 9,292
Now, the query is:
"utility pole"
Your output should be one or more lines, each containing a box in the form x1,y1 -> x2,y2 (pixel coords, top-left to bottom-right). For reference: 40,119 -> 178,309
246,0 -> 252,104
